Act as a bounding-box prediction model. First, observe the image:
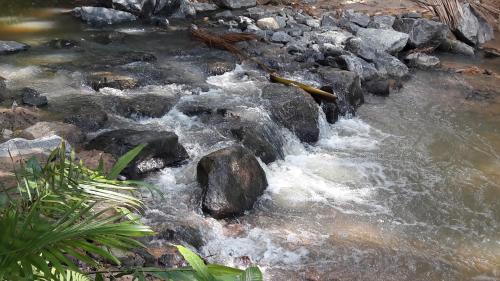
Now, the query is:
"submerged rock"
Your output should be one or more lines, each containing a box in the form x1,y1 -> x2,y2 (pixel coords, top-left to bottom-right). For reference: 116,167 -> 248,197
109,94 -> 178,118
21,88 -> 48,107
405,52 -> 440,68
0,136 -> 67,158
21,122 -> 85,146
262,83 -> 320,143
87,71 -> 138,91
230,122 -> 284,164
87,129 -> 189,178
48,39 -> 79,49
197,145 -> 267,219
393,18 -> 448,48
0,41 -> 29,55
72,6 -> 137,25
356,28 -> 409,54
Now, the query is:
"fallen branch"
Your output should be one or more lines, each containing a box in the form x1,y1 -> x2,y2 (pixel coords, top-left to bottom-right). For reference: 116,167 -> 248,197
270,74 -> 337,102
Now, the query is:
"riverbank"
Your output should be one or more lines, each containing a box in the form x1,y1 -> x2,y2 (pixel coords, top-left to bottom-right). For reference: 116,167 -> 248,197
1,0 -> 499,280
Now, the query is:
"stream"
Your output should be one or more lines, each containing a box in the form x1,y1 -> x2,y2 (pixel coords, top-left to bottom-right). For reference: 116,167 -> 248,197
1,3 -> 499,281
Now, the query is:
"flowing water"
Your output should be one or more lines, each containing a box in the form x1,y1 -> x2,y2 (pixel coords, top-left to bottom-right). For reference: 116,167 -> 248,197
1,5 -> 499,281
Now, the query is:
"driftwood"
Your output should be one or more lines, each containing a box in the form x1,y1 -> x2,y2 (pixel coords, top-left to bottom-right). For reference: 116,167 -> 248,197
190,25 -> 337,101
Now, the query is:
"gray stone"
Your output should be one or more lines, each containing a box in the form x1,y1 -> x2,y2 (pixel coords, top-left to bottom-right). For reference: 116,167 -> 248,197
256,17 -> 280,30
217,0 -> 256,9
405,52 -> 440,68
87,71 -> 138,91
356,28 -> 409,53
363,78 -> 391,96
0,41 -> 29,55
72,6 -> 137,25
313,30 -> 352,46
215,10 -> 234,19
0,136 -> 68,158
21,88 -> 48,107
345,37 -> 376,61
321,102 -> 339,124
150,15 -> 169,27
271,31 -> 293,43
49,95 -> 108,132
197,145 -> 267,219
339,54 -> 378,81
192,2 -> 218,12
321,14 -> 337,27
393,18 -> 448,48
262,84 -> 320,143
373,52 -> 409,78
305,18 -> 320,29
107,94 -> 178,118
169,0 -> 196,19
22,122 -> 85,146
438,38 -> 475,56
87,129 -> 188,178
368,15 -> 395,29
455,3 -> 479,45
343,9 -> 370,27
112,0 -> 148,15
477,14 -> 494,45
230,123 -> 284,164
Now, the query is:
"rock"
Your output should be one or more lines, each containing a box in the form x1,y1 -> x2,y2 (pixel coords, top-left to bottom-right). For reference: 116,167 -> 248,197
217,0 -> 256,9
192,2 -> 218,12
87,71 -> 138,91
368,15 -> 395,29
0,76 -> 6,99
21,88 -> 48,107
215,10 -> 234,19
256,17 -> 280,30
271,31 -> 293,43
48,39 -> 79,49
150,15 -> 169,27
21,122 -> 85,146
112,0 -> 149,15
438,38 -> 475,56
204,61 -> 236,76
321,14 -> 337,27
393,18 -> 448,48
110,94 -> 178,118
49,96 -> 108,132
477,14 -> 494,45
0,107 -> 40,131
321,101 -> 339,124
197,145 -> 267,219
313,30 -> 353,46
316,68 -> 364,116
158,224 -> 204,249
90,31 -> 127,45
305,19 -> 320,29
0,41 -> 29,55
404,52 -> 440,68
77,149 -> 116,173
403,12 -> 421,19
345,37 -> 376,61
356,28 -> 409,54
455,3 -> 479,45
0,136 -> 67,158
72,6 -> 137,25
230,123 -> 284,164
86,129 -> 188,178
261,84 -> 320,143
339,54 -> 378,81
342,9 -> 370,27
169,0 -> 196,19
373,52 -> 409,78
363,79 -> 391,96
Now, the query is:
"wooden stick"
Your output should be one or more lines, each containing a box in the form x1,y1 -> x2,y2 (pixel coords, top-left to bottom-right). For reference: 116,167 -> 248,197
270,73 -> 337,102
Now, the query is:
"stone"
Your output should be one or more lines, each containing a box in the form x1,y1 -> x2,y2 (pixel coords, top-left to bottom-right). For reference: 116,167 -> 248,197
256,17 -> 280,30
271,31 -> 293,43
217,0 -> 256,9
372,52 -> 409,78
72,6 -> 137,25
403,12 -> 421,19
393,18 -> 448,48
0,107 -> 40,131
0,41 -> 29,55
363,79 -> 391,96
230,123 -> 284,164
215,10 -> 234,19
313,30 -> 352,46
49,96 -> 108,132
192,2 -> 218,12
112,0 -> 149,15
404,52 -> 440,68
321,14 -> 337,27
368,15 -> 395,29
87,71 -> 138,91
305,19 -> 320,29
204,61 -> 236,76
150,15 -> 169,27
22,122 -> 85,146
262,84 -> 320,143
77,150 -> 116,173
21,88 -> 48,107
321,101 -> 339,124
197,145 -> 267,219
343,9 -> 370,27
356,28 -> 409,53
345,37 -> 376,61
455,3 -> 479,46
48,39 -> 79,49
339,54 -> 378,81
90,31 -> 127,45
0,136 -> 68,158
316,67 -> 364,116
477,14 -> 494,45
109,94 -> 178,118
86,129 -> 189,178
0,77 -> 7,100
169,0 -> 196,19
438,38 -> 475,56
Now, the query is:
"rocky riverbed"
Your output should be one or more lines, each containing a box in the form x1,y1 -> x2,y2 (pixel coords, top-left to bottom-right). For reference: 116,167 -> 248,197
1,0 -> 499,280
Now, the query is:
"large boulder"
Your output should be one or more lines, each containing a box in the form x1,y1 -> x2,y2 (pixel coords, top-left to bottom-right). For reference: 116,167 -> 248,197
72,6 -> 137,25
49,96 -> 108,132
316,68 -> 364,116
86,129 -> 188,178
197,145 -> 267,219
368,15 -> 395,29
21,88 -> 48,107
21,122 -> 85,147
356,28 -> 409,53
438,38 -> 475,56
393,18 -> 448,48
108,94 -> 178,118
261,84 -> 320,143
0,41 -> 29,55
112,0 -> 149,15
455,3 -> 479,45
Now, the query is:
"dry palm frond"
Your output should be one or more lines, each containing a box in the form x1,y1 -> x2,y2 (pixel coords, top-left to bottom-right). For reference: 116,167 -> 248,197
469,0 -> 500,27
221,33 -> 259,44
190,25 -> 247,58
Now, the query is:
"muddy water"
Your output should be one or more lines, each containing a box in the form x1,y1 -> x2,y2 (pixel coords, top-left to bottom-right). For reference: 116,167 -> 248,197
1,6 -> 500,281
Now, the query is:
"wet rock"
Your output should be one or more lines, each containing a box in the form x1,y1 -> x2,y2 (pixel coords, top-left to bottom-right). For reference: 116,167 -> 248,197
87,71 -> 138,91
262,84 -> 320,143
215,10 -> 234,19
338,54 -> 378,81
98,51 -> 156,66
204,61 -> 236,76
150,15 -> 170,27
342,9 -> 370,27
230,123 -> 284,164
21,88 -> 48,107
405,52 -> 440,68
21,122 -> 85,146
368,15 -> 395,29
87,129 -> 188,178
90,31 -> 127,45
455,3 -> 479,46
438,38 -> 475,56
271,31 -> 293,43
321,101 -> 339,124
109,94 -> 178,118
169,0 -> 196,19
192,2 -> 218,12
316,67 -> 364,116
112,0 -> 149,15
0,77 -> 6,99
48,39 -> 79,49
197,145 -> 267,219
72,6 -> 137,25
0,107 -> 40,131
217,0 -> 256,9
0,136 -> 67,158
256,17 -> 280,30
393,18 -> 448,48
50,96 -> 108,132
0,41 -> 29,55
363,78 -> 391,96
373,52 -> 409,78
158,224 -> 204,249
356,28 -> 409,53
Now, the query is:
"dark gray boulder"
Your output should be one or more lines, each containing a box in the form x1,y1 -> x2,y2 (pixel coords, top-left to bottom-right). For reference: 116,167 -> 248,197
72,6 -> 137,25
49,96 -> 108,132
0,41 -> 29,55
393,18 -> 448,48
438,38 -> 475,56
316,67 -> 364,116
338,54 -> 378,81
230,123 -> 284,164
87,71 -> 138,91
321,14 -> 337,27
321,101 -> 339,124
356,28 -> 409,54
372,52 -> 409,78
368,15 -> 395,29
261,84 -> 320,143
363,79 -> 391,96
197,145 -> 267,219
455,3 -> 479,46
108,94 -> 179,118
87,129 -> 188,178
345,37 -> 377,62
21,88 -> 48,107
342,9 -> 370,27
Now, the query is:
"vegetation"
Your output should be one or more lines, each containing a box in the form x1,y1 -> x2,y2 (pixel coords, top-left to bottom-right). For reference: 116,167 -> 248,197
0,143 -> 262,281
